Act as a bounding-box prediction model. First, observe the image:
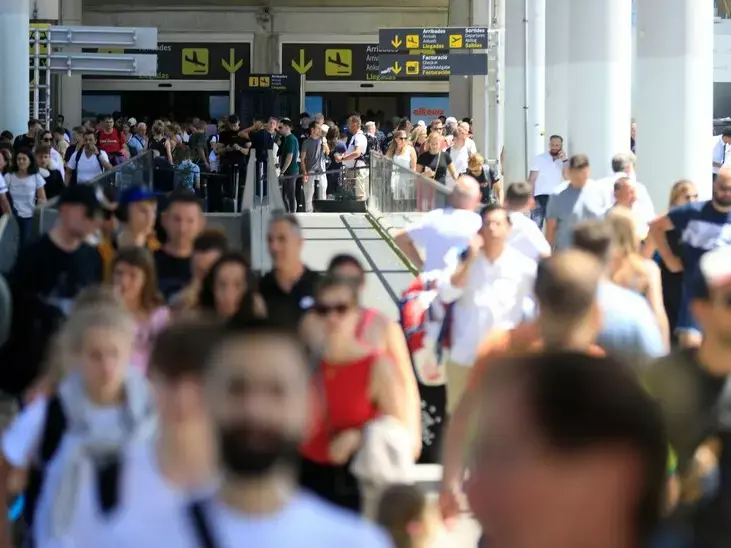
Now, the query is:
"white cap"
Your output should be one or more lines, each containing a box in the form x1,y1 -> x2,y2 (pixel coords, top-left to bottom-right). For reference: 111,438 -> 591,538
700,246 -> 731,289
321,124 -> 329,133
417,120 -> 426,127
127,117 -> 137,126
446,116 -> 457,124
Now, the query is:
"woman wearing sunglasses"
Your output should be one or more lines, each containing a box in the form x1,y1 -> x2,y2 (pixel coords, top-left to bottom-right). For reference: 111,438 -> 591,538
299,275 -> 404,514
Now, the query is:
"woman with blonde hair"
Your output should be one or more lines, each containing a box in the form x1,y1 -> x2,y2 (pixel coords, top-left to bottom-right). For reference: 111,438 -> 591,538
409,125 -> 427,155
607,206 -> 670,348
644,179 -> 698,344
148,120 -> 173,164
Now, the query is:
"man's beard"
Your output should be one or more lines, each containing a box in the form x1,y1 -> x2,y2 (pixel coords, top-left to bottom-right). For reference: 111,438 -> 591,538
217,423 -> 301,477
713,194 -> 731,208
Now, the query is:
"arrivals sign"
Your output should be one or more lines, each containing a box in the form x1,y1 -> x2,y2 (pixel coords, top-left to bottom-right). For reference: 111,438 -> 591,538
280,42 -> 447,81
379,27 -> 490,52
379,53 -> 489,78
84,42 -> 250,80
242,73 -> 299,92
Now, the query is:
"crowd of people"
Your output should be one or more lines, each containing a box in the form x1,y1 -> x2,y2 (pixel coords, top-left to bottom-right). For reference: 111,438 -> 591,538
0,104 -> 729,548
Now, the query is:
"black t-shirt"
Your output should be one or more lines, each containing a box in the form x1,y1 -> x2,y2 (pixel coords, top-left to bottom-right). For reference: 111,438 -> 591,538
250,129 -> 275,159
259,267 -> 320,329
154,248 -> 192,301
42,169 -> 66,200
417,150 -> 453,184
1,234 -> 102,394
463,167 -> 499,203
218,130 -> 249,161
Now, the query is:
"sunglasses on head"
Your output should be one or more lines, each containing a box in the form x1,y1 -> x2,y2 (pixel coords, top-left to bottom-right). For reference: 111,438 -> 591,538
314,302 -> 351,316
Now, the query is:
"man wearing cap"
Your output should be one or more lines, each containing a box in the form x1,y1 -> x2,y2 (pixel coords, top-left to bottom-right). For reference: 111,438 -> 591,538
649,169 -> 731,348
644,245 -> 731,545
0,185 -> 104,397
98,186 -> 161,280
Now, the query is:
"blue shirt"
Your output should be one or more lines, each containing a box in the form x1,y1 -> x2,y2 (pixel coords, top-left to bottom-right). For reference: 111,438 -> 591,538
596,282 -> 666,360
174,160 -> 200,191
668,200 -> 731,287
127,134 -> 145,157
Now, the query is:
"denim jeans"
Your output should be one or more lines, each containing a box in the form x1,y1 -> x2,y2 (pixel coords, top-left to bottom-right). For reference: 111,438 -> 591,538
530,194 -> 550,229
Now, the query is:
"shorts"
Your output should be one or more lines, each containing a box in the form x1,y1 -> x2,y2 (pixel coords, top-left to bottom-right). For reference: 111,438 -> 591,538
675,284 -> 701,336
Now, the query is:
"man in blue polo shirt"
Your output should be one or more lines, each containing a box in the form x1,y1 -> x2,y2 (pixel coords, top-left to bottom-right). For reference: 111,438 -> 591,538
649,169 -> 731,348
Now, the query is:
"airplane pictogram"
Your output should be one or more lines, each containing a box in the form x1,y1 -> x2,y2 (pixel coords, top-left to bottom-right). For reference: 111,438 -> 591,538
327,51 -> 349,69
185,51 -> 206,68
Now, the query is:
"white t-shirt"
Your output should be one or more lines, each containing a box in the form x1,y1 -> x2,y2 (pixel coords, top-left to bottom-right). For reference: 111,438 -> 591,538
405,207 -> 482,274
0,172 -> 7,194
343,130 -> 368,168
529,152 -> 565,196
102,491 -> 391,548
446,139 -> 477,188
4,172 -> 45,217
77,441 -> 217,548
67,149 -> 109,184
49,148 -> 66,182
2,397 -> 125,548
712,137 -> 729,175
508,210 -> 551,261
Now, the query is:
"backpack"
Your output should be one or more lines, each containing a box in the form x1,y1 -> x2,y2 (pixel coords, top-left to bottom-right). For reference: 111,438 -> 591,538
363,134 -> 379,164
398,276 -> 454,387
23,395 -> 124,528
69,148 -> 104,186
188,500 -> 218,548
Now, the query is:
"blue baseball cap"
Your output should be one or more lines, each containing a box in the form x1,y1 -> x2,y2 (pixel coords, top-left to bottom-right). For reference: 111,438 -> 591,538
119,186 -> 157,205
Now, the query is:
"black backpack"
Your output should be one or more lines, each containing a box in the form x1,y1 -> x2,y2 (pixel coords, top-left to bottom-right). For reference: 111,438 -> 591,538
23,395 -> 124,529
188,500 -> 218,548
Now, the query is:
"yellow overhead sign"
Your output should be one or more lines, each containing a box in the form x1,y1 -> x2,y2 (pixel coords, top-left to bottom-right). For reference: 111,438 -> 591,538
406,60 -> 420,75
324,49 -> 352,76
291,49 -> 313,74
182,48 -> 209,75
222,47 -> 243,74
449,34 -> 463,48
406,34 -> 420,49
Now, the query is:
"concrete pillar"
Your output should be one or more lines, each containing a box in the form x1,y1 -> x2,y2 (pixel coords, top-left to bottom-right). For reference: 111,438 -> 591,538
545,0 -> 569,145
504,0 -> 544,181
448,0 -> 471,121
525,0 -> 545,164
59,0 -> 82,127
469,0 -> 491,154
31,0 -> 59,20
635,0 -> 714,205
567,0 -> 632,179
0,0 -> 30,136
503,0 -> 526,182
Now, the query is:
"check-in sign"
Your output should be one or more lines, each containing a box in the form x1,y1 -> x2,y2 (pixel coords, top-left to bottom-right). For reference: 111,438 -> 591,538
378,53 -> 489,78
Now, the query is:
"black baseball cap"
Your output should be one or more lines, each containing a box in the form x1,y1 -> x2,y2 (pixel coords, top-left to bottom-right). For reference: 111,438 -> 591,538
57,184 -> 106,217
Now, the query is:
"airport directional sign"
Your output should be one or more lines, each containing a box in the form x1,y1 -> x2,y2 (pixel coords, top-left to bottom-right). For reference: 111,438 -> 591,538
243,73 -> 298,92
379,27 -> 489,52
378,53 -> 488,78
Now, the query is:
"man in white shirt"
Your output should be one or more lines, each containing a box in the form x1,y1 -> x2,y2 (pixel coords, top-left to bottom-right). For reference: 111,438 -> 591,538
712,129 -> 731,181
394,175 -> 482,275
65,130 -> 112,184
597,152 -> 655,226
82,321 -> 221,548
445,122 -> 477,188
504,181 -> 551,261
341,115 -> 369,200
108,320 -> 390,548
528,135 -> 567,228
439,204 -> 536,411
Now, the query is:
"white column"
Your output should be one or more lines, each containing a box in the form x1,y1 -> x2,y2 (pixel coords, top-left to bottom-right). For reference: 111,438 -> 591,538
0,0 -> 30,136
503,0 -> 527,182
568,0 -> 632,178
448,0 -> 471,122
545,0 -> 570,144
635,0 -> 714,205
59,0 -> 82,127
525,0 -> 546,165
469,0 -> 491,154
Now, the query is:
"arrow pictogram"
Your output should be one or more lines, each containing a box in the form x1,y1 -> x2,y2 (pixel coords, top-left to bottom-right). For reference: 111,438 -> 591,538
222,48 -> 243,73
291,49 -> 312,74
391,36 -> 402,48
392,62 -> 402,75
